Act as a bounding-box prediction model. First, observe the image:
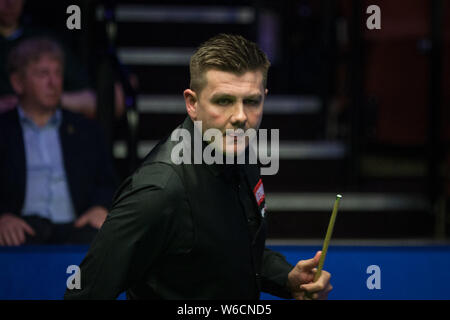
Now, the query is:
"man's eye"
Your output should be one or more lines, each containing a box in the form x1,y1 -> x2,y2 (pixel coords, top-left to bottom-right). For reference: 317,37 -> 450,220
216,99 -> 233,106
35,71 -> 48,77
244,99 -> 260,106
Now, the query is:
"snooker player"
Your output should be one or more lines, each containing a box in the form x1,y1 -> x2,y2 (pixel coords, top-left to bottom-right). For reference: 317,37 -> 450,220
64,34 -> 332,300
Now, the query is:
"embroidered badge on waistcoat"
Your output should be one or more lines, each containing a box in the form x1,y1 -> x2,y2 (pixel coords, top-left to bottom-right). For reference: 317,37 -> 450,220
253,179 -> 265,206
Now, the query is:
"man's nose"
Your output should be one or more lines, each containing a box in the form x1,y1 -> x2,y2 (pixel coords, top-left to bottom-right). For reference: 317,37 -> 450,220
230,102 -> 247,126
48,73 -> 61,87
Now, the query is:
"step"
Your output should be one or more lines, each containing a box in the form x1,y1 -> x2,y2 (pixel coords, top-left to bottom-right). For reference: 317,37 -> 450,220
266,209 -> 434,239
97,4 -> 255,24
118,47 -> 194,65
265,192 -> 428,212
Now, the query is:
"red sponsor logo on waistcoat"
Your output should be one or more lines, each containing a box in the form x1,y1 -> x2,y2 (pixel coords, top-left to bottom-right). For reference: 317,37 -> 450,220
253,179 -> 265,206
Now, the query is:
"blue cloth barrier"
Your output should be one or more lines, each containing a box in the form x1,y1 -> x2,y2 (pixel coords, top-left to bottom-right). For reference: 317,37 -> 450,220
1,244 -> 449,300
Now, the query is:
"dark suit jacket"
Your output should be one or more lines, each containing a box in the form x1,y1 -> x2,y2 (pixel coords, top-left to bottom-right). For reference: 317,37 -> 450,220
0,108 -> 118,218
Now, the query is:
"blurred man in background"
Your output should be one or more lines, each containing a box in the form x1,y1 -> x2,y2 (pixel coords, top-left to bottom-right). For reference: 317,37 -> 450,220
0,0 -> 99,116
0,37 -> 117,245
0,0 -> 126,118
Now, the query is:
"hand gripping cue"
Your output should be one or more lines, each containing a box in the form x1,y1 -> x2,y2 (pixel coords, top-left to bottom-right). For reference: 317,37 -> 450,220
303,194 -> 341,300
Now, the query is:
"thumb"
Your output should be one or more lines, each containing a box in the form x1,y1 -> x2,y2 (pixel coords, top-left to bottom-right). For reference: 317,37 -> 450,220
298,251 -> 322,270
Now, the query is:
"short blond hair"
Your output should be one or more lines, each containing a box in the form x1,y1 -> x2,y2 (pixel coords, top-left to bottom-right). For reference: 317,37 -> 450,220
7,37 -> 64,75
189,34 -> 270,93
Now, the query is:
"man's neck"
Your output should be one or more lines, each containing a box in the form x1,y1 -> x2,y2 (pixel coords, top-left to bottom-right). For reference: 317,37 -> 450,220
0,23 -> 19,38
20,104 -> 57,128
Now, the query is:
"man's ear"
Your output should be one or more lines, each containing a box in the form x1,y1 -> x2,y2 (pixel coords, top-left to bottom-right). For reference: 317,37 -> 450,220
184,89 -> 198,120
10,72 -> 24,95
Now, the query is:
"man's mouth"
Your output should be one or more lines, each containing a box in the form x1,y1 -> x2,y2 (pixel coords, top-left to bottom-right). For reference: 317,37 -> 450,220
226,133 -> 242,138
224,129 -> 246,137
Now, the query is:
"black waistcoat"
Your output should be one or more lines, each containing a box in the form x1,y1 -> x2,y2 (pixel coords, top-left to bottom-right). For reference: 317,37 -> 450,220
133,117 -> 267,299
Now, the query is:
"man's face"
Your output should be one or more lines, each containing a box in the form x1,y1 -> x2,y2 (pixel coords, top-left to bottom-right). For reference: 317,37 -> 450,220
12,55 -> 63,112
0,0 -> 23,28
186,69 -> 266,156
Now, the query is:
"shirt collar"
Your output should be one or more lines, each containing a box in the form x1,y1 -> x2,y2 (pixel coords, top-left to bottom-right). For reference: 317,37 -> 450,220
17,105 -> 62,129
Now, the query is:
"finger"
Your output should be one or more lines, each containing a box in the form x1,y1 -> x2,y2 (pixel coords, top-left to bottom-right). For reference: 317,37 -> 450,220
92,215 -> 106,229
12,226 -> 25,245
20,221 -> 36,236
301,271 -> 331,293
88,209 -> 108,229
89,219 -> 102,229
95,217 -> 105,228
304,294 -> 313,301
2,230 -> 12,246
317,292 -> 327,300
74,215 -> 88,228
312,284 -> 332,300
293,291 -> 307,301
5,229 -> 19,246
318,285 -> 333,300
10,228 -> 22,246
301,282 -> 323,294
296,251 -> 322,271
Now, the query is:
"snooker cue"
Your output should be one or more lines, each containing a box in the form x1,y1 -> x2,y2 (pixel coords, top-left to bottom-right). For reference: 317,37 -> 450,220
314,194 -> 342,282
